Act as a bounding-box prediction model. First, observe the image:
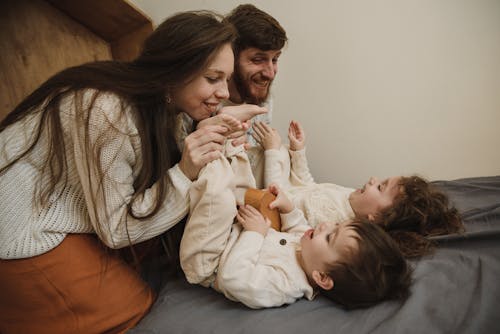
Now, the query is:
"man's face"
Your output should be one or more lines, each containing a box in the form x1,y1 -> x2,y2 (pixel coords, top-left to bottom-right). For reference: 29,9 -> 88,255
232,47 -> 282,104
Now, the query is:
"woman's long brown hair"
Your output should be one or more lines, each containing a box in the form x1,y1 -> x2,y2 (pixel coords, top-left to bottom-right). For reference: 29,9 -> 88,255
0,11 -> 236,222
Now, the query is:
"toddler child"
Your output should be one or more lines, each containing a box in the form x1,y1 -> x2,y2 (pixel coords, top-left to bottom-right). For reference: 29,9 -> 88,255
179,122 -> 411,309
251,120 -> 464,258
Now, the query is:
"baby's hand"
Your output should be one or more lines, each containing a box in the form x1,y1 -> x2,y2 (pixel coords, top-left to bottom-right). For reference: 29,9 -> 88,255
252,121 -> 282,150
288,120 -> 305,151
268,184 -> 294,214
237,205 -> 271,236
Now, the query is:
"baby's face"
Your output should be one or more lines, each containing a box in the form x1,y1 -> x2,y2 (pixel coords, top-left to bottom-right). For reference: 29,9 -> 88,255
348,176 -> 402,220
300,221 -> 359,276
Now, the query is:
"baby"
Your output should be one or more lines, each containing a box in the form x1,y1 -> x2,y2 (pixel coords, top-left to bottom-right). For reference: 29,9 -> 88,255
252,120 -> 464,258
180,131 -> 411,309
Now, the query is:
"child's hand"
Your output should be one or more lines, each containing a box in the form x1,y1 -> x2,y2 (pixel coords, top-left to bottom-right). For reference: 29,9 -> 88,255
252,121 -> 282,150
288,120 -> 305,151
268,184 -> 294,214
237,205 -> 271,236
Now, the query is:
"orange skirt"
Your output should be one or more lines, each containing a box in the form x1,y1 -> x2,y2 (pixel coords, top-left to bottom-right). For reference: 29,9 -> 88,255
0,234 -> 156,334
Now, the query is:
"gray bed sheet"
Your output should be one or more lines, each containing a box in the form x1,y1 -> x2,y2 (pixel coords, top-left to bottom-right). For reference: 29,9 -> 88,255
131,176 -> 500,334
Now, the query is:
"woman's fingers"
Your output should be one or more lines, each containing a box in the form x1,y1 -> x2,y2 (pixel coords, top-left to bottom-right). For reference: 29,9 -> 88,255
191,141 -> 223,162
226,129 -> 246,139
230,132 -> 248,147
189,125 -> 227,144
179,125 -> 227,180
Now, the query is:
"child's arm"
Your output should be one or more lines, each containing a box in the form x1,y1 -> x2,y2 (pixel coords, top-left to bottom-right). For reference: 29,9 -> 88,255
287,120 -> 315,185
268,183 -> 310,233
216,206 -> 305,308
252,121 -> 291,188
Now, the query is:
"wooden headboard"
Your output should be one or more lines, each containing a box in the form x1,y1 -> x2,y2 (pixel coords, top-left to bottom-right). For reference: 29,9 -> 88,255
0,0 -> 153,120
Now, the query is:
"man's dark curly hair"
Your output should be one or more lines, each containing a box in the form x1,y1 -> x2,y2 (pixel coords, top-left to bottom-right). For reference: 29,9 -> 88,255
225,4 -> 287,55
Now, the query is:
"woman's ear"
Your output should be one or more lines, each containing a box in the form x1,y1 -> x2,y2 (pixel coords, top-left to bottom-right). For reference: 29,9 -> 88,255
367,213 -> 375,221
312,270 -> 334,290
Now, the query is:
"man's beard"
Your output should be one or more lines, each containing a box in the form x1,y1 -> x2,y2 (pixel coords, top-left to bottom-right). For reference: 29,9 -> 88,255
232,69 -> 271,105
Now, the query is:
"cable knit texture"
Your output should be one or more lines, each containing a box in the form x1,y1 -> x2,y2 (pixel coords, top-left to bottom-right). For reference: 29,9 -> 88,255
0,90 -> 191,259
264,147 -> 355,228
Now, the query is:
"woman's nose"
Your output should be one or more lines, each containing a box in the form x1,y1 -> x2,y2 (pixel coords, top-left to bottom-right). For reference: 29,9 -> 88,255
215,83 -> 229,100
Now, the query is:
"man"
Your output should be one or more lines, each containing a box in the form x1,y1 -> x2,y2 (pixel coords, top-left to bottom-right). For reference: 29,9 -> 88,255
223,4 -> 288,188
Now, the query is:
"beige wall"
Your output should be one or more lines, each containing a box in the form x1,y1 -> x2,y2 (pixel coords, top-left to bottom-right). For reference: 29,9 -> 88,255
131,0 -> 500,187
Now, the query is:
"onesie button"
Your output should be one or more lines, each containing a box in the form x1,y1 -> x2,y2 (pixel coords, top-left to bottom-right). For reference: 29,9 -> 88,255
279,239 -> 287,245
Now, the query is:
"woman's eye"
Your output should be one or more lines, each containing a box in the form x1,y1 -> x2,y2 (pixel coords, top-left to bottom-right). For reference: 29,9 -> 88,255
206,77 -> 218,83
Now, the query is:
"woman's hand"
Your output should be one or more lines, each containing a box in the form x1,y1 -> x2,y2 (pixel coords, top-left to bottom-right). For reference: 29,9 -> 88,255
237,204 -> 271,236
178,125 -> 227,180
226,120 -> 250,148
268,184 -> 294,214
288,120 -> 305,151
252,121 -> 281,150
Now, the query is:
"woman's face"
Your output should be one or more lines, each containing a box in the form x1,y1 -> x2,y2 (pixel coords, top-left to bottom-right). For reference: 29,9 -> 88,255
173,43 -> 234,121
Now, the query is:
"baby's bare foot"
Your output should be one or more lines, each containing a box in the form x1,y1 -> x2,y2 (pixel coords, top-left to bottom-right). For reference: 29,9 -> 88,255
197,113 -> 242,133
219,104 -> 268,122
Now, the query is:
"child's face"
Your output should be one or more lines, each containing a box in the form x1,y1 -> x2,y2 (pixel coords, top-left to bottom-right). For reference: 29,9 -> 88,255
349,176 -> 402,220
300,222 -> 359,279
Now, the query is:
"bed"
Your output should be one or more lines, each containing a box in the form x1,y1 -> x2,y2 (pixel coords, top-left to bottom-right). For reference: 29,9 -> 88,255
130,175 -> 500,334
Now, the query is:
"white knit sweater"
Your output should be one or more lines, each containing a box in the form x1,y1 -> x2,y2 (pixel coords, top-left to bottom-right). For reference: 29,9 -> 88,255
264,147 -> 355,228
0,90 -> 191,259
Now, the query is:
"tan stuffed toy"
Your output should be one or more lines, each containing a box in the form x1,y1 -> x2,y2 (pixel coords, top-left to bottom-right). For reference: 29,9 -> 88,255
244,188 -> 282,231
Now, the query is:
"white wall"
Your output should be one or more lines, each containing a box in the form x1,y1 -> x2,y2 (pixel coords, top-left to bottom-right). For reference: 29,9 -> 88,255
131,0 -> 500,188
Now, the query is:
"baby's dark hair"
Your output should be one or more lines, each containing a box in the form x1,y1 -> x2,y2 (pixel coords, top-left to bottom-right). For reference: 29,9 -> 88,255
320,220 -> 412,309
374,175 -> 464,258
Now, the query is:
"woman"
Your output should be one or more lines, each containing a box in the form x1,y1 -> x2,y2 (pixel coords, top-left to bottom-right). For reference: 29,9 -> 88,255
0,11 -> 243,334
